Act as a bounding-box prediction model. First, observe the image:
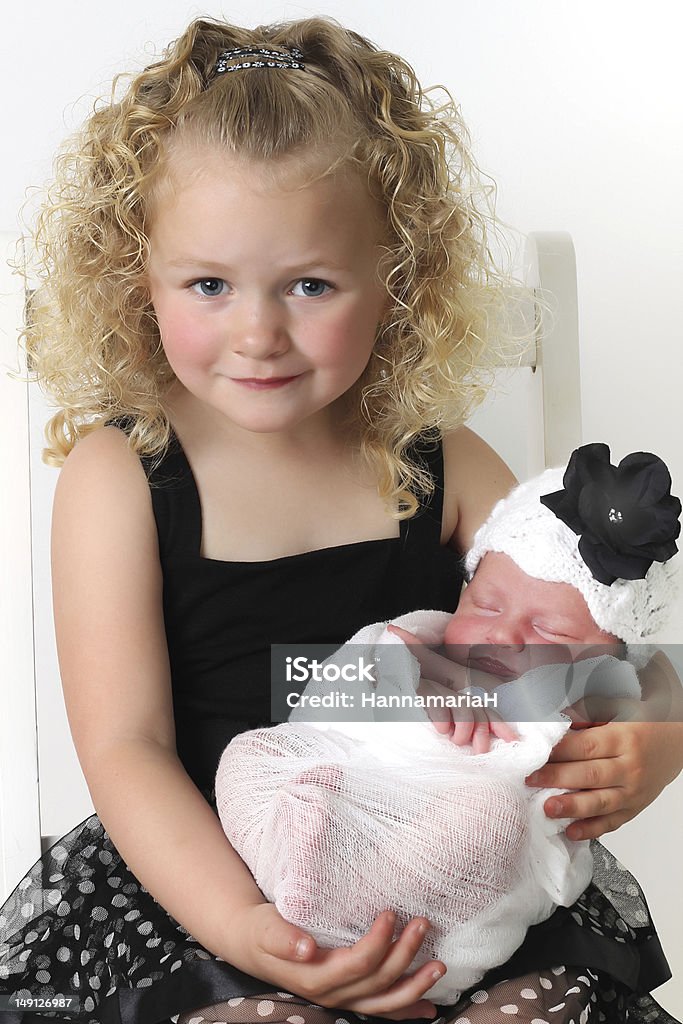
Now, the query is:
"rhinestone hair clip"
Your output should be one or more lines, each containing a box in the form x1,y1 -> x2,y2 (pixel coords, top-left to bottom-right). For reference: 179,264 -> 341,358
213,45 -> 306,75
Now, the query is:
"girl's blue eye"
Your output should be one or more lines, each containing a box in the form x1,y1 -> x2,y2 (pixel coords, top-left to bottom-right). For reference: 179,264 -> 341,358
292,279 -> 332,298
191,279 -> 226,297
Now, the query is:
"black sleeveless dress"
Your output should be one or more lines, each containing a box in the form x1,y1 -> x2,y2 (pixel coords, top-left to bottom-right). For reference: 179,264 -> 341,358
0,429 -> 677,1024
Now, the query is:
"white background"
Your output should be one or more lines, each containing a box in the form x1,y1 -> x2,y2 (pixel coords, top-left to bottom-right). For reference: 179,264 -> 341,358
1,0 -> 682,1014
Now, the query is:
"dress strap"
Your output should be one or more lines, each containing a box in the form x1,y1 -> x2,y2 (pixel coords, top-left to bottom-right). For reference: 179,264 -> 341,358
147,435 -> 203,560
108,416 -> 202,559
396,436 -> 465,609
398,436 -> 449,551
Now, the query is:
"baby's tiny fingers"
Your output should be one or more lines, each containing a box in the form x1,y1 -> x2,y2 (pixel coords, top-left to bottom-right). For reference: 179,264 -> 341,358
430,716 -> 454,735
418,677 -> 456,734
450,708 -> 475,746
389,628 -> 469,689
490,718 -> 518,743
471,721 -> 492,754
386,624 -> 425,646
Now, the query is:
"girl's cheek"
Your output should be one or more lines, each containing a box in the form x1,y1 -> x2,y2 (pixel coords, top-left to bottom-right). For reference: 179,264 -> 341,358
160,313 -> 216,362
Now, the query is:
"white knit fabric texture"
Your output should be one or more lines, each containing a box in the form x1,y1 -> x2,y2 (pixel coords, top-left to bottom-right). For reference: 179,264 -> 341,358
465,467 -> 679,644
216,611 -> 641,1003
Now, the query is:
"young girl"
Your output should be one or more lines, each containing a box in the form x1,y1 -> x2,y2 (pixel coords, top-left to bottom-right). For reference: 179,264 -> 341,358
0,15 -> 681,1024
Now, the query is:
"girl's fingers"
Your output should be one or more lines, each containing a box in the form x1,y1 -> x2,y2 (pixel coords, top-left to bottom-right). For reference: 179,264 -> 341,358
564,810 -> 631,842
350,957 -> 444,1018
544,722 -> 622,765
526,754 -> 617,791
358,915 -> 427,984
332,911 -> 405,985
252,905 -> 318,963
566,696 -> 638,725
261,911 -> 440,1015
334,915 -> 437,1002
541,785 -> 625,825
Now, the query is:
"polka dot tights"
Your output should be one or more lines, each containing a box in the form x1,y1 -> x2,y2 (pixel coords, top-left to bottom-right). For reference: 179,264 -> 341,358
175,965 -> 605,1024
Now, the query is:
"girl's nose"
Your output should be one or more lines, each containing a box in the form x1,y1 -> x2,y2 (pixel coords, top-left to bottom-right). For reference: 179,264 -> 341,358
231,299 -> 290,359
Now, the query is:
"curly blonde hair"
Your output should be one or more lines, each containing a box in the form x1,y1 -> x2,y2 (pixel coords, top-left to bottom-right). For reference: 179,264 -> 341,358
24,15 -> 528,515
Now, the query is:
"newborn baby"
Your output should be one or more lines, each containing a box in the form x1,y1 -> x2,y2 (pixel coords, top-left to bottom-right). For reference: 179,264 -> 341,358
215,445 -> 679,1003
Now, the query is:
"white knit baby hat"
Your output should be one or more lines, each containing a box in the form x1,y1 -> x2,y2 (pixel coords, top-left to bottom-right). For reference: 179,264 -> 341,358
465,444 -> 681,643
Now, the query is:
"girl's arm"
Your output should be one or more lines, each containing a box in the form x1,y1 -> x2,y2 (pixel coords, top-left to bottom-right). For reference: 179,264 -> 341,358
52,427 -> 269,955
52,427 -> 443,1019
441,426 -> 518,552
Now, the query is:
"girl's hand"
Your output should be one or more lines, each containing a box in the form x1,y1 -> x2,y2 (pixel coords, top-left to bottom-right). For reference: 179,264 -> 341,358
230,902 -> 445,1020
526,710 -> 683,841
526,651 -> 683,840
386,625 -> 517,753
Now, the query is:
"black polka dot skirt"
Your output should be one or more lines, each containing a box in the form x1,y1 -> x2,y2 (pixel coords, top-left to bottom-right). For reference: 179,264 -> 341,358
0,815 -> 678,1024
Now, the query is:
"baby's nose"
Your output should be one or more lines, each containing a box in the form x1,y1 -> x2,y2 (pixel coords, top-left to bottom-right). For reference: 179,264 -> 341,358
486,622 -> 525,651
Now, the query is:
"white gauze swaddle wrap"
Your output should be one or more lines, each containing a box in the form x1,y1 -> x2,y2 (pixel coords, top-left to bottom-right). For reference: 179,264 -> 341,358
216,611 -> 641,1002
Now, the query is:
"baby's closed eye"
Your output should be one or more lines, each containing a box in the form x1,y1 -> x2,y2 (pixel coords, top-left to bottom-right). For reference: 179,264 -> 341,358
532,622 -> 580,642
472,601 -> 501,616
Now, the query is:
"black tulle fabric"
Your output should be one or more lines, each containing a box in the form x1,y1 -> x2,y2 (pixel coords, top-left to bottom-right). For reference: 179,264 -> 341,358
0,816 -> 678,1024
0,431 -> 679,1023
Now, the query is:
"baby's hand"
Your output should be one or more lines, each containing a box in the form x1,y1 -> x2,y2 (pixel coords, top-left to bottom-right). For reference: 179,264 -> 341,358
230,902 -> 445,1020
386,625 -> 518,753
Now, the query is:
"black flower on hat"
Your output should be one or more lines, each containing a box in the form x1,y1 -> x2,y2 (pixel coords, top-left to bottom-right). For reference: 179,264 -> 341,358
540,443 -> 681,586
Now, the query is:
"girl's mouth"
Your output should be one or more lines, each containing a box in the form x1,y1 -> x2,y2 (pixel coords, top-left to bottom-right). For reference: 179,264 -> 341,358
231,375 -> 301,390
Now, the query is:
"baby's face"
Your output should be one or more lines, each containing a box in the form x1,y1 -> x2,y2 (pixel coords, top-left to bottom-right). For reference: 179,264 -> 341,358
443,552 -> 621,680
